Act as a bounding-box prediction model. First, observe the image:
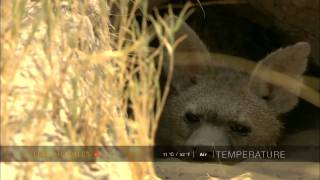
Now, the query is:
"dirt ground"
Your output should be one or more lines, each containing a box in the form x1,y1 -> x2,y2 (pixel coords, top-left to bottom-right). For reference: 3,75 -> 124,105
154,161 -> 319,180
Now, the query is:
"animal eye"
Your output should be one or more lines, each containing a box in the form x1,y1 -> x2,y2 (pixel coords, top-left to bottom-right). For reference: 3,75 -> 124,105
262,95 -> 271,101
230,122 -> 251,136
184,112 -> 202,124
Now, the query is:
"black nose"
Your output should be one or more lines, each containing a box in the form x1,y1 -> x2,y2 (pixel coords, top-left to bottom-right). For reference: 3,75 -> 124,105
184,112 -> 202,124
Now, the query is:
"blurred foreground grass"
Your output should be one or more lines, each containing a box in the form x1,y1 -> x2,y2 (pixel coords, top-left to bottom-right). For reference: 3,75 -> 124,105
1,0 -> 190,179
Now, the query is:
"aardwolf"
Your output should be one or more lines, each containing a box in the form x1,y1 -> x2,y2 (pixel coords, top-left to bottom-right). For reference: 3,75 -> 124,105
155,19 -> 311,147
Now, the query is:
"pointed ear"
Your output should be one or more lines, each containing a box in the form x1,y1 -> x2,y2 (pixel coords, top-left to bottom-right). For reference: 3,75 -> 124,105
163,18 -> 211,92
249,42 -> 311,114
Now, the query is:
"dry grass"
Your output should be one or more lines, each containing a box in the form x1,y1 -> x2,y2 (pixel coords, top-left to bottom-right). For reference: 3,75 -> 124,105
2,1 -> 318,180
1,0 -> 191,179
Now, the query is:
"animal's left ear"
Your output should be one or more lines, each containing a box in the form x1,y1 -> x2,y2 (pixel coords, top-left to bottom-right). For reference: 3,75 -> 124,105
249,42 -> 311,114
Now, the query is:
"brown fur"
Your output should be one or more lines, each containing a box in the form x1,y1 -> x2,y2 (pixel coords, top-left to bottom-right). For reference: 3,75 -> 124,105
156,19 -> 311,147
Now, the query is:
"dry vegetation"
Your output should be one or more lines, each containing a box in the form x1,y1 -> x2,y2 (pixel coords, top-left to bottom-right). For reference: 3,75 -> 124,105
1,1 -> 319,180
1,0 -> 190,179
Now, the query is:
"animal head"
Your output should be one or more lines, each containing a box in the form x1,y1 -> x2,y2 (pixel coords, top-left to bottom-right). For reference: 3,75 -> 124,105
156,20 -> 311,147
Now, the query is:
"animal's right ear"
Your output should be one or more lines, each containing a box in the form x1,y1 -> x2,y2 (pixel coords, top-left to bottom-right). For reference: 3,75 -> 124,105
162,17 -> 211,93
